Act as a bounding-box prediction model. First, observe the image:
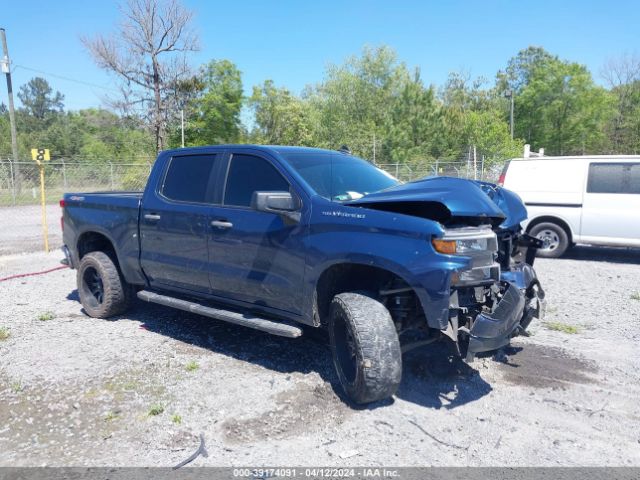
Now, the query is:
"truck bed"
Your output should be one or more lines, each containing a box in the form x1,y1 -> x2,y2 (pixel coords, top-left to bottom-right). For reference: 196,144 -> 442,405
62,191 -> 144,284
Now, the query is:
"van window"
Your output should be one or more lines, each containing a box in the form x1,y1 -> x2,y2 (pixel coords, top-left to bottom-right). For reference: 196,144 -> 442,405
587,163 -> 640,194
161,154 -> 217,203
224,154 -> 289,207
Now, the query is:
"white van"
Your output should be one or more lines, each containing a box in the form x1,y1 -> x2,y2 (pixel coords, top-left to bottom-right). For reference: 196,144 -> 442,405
499,155 -> 640,257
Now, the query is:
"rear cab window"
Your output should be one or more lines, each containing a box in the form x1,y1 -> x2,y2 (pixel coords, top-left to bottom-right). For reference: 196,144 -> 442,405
587,162 -> 640,194
160,154 -> 217,203
224,154 -> 290,207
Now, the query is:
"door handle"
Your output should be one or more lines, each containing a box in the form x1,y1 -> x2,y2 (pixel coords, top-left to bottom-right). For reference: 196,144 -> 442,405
144,213 -> 161,221
211,220 -> 233,229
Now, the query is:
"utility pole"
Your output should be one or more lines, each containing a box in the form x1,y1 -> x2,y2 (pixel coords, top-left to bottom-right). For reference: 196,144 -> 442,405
473,145 -> 477,180
0,28 -> 21,193
372,132 -> 376,164
180,109 -> 185,148
505,89 -> 514,139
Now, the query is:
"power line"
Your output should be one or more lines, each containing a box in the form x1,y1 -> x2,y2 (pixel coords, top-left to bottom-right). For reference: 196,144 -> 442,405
13,64 -> 121,94
9,63 -> 191,119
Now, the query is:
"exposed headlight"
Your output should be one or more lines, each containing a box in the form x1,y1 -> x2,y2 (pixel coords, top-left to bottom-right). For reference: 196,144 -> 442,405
433,227 -> 500,286
432,228 -> 498,255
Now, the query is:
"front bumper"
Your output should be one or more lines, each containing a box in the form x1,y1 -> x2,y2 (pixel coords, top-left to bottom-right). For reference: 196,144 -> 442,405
466,282 -> 525,360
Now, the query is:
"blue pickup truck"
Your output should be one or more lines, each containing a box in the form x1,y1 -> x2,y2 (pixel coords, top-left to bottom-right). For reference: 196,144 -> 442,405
61,145 -> 545,404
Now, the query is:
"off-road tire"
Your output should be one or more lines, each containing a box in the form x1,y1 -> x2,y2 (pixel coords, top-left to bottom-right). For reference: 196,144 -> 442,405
529,222 -> 570,258
77,251 -> 134,318
328,292 -> 402,404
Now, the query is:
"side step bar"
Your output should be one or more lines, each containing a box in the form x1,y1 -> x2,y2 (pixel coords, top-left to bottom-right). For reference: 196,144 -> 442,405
137,290 -> 303,338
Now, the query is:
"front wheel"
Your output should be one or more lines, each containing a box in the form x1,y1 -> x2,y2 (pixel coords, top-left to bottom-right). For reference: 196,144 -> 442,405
529,222 -> 569,258
77,251 -> 134,318
328,292 -> 402,404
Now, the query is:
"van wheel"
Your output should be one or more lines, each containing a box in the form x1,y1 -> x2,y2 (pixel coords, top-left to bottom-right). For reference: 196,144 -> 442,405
77,251 -> 134,318
529,222 -> 569,258
328,292 -> 402,404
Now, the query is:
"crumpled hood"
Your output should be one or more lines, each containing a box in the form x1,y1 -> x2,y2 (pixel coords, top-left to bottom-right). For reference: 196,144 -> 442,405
473,180 -> 528,230
348,176 -> 504,220
347,176 -> 527,229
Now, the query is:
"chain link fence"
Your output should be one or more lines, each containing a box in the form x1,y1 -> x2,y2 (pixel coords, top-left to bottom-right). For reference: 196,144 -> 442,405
0,159 -> 152,256
376,157 -> 502,183
0,154 -> 506,256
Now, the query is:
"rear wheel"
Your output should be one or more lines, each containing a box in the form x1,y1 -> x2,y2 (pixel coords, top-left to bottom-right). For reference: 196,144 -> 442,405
328,292 -> 402,404
529,222 -> 569,258
77,251 -> 134,318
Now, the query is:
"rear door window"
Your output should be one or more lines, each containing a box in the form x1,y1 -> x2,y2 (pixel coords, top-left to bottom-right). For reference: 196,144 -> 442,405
161,154 -> 217,203
224,154 -> 289,207
587,163 -> 640,194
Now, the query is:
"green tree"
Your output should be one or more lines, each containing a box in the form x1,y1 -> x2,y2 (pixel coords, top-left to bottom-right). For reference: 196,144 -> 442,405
17,77 -> 64,121
517,59 -> 614,154
440,71 -> 521,164
310,46 -> 407,158
180,60 -> 244,146
249,80 -> 316,146
387,69 -> 443,163
16,77 -> 65,140
497,46 -> 556,94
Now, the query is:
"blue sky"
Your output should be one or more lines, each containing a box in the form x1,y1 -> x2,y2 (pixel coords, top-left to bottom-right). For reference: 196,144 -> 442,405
1,0 -> 639,111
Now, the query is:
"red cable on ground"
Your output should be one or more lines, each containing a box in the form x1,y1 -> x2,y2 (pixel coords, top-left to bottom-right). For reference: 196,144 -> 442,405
0,265 -> 69,283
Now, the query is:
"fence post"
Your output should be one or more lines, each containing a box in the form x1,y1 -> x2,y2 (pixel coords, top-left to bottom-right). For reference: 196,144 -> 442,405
435,159 -> 439,176
109,162 -> 115,190
9,158 -> 16,206
38,162 -> 49,252
61,158 -> 68,189
395,163 -> 399,179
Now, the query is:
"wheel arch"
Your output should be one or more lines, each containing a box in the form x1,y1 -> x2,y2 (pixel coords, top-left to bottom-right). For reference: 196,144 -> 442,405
313,261 -> 425,328
76,230 -> 121,268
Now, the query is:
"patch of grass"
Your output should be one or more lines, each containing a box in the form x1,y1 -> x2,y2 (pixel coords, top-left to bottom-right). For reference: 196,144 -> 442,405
631,292 -> 640,301
544,321 -> 580,334
104,410 -> 120,422
122,381 -> 139,391
84,388 -> 98,399
185,361 -> 200,372
0,327 -> 9,340
148,404 -> 164,416
11,382 -> 23,393
37,312 -> 55,321
171,414 -> 182,424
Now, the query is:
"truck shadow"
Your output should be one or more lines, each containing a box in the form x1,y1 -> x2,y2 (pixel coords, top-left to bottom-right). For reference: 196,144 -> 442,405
397,344 -> 492,409
66,290 -> 492,410
562,245 -> 640,265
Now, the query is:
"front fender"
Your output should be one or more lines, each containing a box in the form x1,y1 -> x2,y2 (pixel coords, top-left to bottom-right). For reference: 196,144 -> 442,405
304,227 -> 470,330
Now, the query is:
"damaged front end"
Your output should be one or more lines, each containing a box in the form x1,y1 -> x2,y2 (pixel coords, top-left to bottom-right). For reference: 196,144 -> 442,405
443,224 -> 546,361
349,176 -> 546,359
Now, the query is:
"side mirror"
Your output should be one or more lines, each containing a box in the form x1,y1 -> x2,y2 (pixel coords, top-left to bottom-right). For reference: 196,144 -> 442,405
251,191 -> 301,222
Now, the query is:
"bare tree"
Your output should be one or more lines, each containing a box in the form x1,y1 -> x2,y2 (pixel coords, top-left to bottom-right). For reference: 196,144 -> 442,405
83,0 -> 199,152
601,53 -> 640,88
601,53 -> 640,151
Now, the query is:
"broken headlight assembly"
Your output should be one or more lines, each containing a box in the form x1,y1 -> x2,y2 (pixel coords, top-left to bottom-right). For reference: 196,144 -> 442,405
432,227 -> 500,286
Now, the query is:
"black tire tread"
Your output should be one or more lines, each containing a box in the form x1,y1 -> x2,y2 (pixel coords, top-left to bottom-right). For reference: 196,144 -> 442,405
330,292 -> 402,404
77,251 -> 134,318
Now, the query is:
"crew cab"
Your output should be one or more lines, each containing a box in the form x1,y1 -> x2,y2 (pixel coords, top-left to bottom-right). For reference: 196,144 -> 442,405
61,145 -> 545,404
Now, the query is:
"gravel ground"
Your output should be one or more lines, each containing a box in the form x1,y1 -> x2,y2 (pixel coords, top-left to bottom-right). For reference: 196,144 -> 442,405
0,205 -> 62,256
1,246 -> 639,467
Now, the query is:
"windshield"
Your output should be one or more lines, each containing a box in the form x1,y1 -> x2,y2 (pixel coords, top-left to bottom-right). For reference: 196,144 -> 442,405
285,153 -> 399,201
